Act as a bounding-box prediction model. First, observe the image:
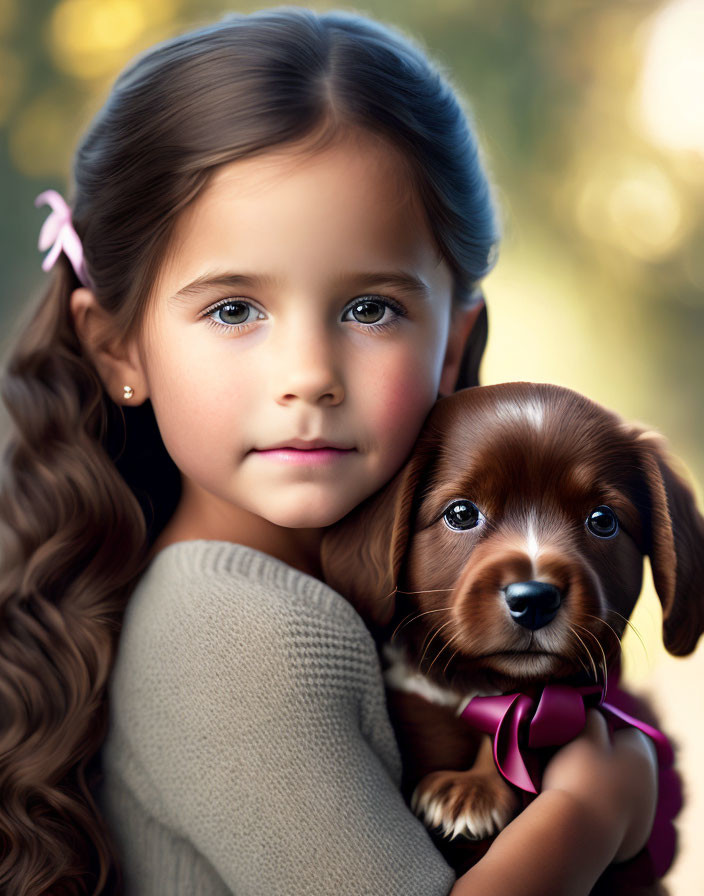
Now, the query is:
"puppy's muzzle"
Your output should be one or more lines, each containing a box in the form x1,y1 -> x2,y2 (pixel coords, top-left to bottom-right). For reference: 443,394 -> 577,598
503,581 -> 562,630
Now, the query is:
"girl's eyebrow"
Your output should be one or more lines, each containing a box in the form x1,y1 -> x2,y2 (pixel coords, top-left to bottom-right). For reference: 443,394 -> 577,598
168,269 -> 432,306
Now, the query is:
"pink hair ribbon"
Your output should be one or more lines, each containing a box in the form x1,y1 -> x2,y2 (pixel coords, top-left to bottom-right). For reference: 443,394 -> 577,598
460,679 -> 681,878
35,189 -> 93,289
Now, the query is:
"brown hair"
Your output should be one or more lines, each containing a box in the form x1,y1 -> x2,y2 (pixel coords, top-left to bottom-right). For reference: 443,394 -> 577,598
0,7 -> 500,892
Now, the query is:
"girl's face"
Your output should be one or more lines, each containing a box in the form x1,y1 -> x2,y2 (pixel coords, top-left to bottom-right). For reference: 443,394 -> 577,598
135,131 -> 472,544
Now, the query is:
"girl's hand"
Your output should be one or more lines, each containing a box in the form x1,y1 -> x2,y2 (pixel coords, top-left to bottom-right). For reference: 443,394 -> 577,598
450,708 -> 659,896
541,708 -> 659,863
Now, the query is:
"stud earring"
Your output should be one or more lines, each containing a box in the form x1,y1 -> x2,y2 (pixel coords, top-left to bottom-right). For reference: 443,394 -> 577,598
123,385 -> 134,400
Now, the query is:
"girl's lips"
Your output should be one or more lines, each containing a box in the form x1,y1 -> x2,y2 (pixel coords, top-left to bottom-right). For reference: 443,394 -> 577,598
252,447 -> 356,466
260,437 -> 354,451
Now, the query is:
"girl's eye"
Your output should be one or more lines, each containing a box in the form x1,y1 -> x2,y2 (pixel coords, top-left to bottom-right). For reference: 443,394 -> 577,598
341,296 -> 407,330
442,500 -> 485,531
202,300 -> 264,333
585,505 -> 619,539
201,294 -> 407,335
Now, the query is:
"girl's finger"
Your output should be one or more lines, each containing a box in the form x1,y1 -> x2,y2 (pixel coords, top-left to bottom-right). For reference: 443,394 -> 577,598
580,707 -> 611,747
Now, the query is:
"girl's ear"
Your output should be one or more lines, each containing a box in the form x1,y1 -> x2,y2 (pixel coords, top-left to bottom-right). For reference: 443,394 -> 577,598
439,296 -> 486,396
70,287 -> 148,405
628,425 -> 704,656
320,444 -> 434,633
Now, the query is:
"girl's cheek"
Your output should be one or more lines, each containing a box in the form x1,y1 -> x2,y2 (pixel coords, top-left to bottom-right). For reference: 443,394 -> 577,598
377,349 -> 440,413
364,352 -> 440,448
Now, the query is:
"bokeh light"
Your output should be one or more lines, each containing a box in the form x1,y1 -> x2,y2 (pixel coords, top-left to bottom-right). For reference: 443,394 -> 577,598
47,0 -> 178,80
635,0 -> 704,155
576,158 -> 686,260
8,86 -> 79,177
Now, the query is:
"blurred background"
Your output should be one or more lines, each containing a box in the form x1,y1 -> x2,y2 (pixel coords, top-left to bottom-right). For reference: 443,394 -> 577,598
0,0 -> 702,891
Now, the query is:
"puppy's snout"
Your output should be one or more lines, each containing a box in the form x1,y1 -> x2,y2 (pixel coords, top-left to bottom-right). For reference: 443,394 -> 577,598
503,581 -> 562,631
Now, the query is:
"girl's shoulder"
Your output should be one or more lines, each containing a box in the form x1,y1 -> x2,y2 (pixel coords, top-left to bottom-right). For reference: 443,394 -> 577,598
107,538 -> 394,770
133,537 -> 368,629
116,539 -> 380,693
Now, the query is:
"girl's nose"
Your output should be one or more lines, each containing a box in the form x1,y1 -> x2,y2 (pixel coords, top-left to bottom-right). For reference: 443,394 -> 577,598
273,326 -> 344,407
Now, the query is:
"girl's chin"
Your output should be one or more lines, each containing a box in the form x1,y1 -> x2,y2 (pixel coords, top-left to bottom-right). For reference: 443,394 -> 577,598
260,507 -> 353,530
253,489 -> 376,530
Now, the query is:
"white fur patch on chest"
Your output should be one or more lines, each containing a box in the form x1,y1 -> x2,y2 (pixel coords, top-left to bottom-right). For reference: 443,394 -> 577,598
381,642 -> 501,717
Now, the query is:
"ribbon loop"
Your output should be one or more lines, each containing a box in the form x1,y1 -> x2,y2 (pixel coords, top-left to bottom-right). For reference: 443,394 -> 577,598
34,189 -> 93,289
459,678 -> 679,877
529,683 -> 587,748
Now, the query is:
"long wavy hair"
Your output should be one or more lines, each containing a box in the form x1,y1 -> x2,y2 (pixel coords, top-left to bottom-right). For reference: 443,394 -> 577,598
0,6 -> 500,893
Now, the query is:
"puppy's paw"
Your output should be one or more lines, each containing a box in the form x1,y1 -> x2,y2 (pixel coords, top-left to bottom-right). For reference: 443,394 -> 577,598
411,768 -> 519,841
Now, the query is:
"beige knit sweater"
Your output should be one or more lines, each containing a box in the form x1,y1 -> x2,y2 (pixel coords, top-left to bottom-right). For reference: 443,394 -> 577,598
96,539 -> 456,895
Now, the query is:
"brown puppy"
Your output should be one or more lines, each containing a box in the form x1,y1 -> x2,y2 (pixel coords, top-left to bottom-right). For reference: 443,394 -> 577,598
320,382 -> 704,881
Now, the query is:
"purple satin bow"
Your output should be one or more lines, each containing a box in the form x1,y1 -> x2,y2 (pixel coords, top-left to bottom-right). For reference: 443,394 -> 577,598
460,681 -> 680,877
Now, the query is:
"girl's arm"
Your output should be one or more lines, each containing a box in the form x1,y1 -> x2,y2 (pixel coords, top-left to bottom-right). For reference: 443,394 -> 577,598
102,545 -> 657,895
100,551 -> 457,895
450,710 -> 658,896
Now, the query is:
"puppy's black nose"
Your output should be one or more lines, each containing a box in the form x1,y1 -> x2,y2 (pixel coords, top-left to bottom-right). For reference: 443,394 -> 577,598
504,581 -> 562,630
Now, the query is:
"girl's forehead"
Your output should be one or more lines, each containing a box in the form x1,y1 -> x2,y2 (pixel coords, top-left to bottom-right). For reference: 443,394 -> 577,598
156,135 -> 447,300
202,133 -> 418,213
206,128 -> 413,194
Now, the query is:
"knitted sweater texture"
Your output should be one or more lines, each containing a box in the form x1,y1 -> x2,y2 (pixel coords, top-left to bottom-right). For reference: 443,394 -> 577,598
96,539 -> 456,895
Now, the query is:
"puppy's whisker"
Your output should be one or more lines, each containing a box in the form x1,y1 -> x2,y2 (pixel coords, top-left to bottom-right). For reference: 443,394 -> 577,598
582,613 -> 623,652
580,617 -> 619,692
568,626 -> 594,675
580,616 -> 621,693
566,625 -> 595,680
603,608 -> 649,662
567,624 -> 599,682
568,640 -> 592,679
382,584 -> 442,612
377,586 -> 401,624
441,637 -> 463,680
390,606 -> 453,643
395,588 -> 455,595
418,618 -> 455,673
418,618 -> 454,669
572,622 -> 608,693
426,627 -> 460,676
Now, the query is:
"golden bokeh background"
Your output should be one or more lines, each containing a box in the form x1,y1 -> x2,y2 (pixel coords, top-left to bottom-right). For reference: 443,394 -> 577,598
1,0 -> 702,891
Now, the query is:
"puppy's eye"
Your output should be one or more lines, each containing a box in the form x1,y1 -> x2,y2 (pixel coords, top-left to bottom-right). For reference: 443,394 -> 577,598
586,505 -> 619,538
443,500 -> 485,531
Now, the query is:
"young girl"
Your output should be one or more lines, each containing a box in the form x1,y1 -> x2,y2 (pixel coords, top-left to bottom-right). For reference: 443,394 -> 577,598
0,8 -> 658,895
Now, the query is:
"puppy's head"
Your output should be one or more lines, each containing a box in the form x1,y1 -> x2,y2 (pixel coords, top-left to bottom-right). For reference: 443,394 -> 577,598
320,383 -> 704,692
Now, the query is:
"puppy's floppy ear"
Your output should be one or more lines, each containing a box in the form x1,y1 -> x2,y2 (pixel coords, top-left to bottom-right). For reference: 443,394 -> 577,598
629,425 -> 704,655
320,441 -> 435,633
